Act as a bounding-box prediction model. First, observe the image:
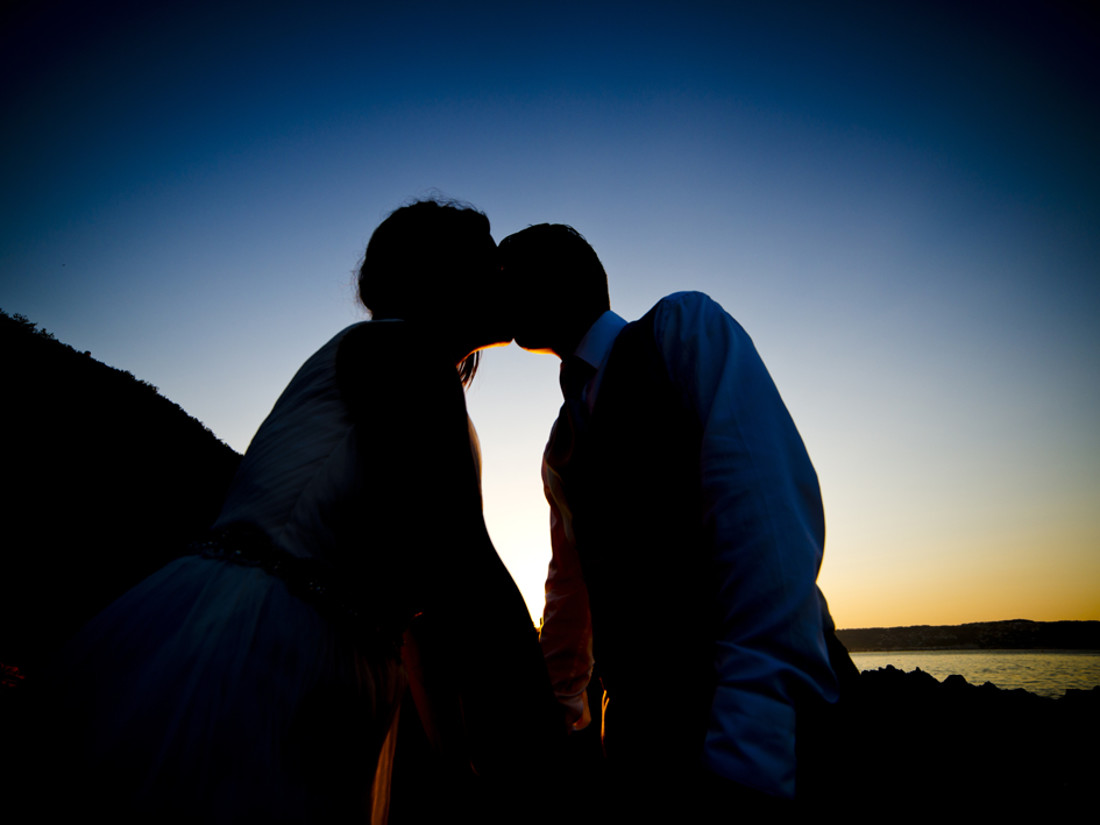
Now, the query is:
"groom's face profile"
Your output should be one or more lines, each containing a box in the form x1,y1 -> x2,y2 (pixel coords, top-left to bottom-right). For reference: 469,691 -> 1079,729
500,237 -> 559,354
505,265 -> 559,354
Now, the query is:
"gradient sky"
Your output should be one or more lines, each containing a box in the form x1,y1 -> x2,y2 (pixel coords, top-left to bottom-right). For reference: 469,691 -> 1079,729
2,0 -> 1097,628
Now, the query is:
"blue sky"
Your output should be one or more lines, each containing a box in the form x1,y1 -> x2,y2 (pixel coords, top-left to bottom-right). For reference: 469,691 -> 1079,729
2,0 -> 1097,626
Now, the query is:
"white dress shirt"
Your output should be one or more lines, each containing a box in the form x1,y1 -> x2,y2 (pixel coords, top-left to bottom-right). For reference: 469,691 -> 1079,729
539,293 -> 837,798
539,309 -> 626,731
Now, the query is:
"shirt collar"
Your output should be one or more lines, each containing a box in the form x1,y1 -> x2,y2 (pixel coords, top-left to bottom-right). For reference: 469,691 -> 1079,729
573,310 -> 627,373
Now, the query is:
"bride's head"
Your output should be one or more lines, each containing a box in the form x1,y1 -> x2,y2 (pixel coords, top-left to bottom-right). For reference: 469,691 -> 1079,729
358,199 -> 510,385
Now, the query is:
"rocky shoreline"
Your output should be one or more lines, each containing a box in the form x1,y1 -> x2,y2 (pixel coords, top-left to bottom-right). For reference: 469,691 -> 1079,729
824,664 -> 1099,810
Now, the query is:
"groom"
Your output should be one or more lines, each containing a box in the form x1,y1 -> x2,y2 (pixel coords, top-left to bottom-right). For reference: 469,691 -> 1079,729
500,224 -> 850,809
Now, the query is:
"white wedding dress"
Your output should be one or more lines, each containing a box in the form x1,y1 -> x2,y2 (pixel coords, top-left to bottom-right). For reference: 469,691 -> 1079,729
52,321 -> 483,823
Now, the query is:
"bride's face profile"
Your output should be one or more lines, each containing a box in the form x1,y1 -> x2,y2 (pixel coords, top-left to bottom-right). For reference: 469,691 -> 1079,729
455,232 -> 512,357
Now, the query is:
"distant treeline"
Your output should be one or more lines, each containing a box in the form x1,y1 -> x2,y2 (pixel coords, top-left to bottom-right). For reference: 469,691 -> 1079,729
837,619 -> 1100,651
0,309 -> 241,673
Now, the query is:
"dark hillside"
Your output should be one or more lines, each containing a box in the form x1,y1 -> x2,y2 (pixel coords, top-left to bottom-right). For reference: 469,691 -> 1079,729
0,310 -> 241,674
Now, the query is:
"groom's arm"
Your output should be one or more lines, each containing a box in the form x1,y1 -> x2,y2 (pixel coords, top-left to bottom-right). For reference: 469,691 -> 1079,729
539,442 -> 594,732
655,292 -> 838,799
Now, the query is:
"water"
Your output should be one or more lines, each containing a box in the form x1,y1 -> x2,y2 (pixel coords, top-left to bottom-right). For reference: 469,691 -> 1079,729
849,649 -> 1100,698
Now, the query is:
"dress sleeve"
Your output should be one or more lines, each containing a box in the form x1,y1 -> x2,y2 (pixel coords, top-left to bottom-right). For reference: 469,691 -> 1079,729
654,293 -> 838,798
539,436 -> 594,731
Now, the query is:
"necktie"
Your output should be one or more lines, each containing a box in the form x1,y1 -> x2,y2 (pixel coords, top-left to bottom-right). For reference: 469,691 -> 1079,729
560,356 -> 596,403
546,357 -> 596,472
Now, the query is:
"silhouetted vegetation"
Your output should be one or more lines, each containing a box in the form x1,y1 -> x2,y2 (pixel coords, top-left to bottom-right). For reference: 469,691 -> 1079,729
0,309 -> 240,677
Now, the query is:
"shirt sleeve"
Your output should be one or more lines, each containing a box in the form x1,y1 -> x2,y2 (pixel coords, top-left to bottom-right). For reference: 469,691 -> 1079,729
538,426 -> 594,731
655,292 -> 838,798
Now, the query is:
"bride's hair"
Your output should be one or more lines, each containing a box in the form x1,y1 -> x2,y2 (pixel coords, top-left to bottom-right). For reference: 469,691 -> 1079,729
358,198 -> 491,386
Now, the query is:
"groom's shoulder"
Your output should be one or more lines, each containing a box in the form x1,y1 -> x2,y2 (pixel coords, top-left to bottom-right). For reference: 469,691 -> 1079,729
652,290 -> 722,314
657,290 -> 718,308
646,291 -> 735,337
613,292 -> 728,369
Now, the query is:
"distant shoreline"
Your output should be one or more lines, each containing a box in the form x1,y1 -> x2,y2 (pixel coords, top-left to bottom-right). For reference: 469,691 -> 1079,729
837,619 -> 1099,652
849,646 -> 1100,653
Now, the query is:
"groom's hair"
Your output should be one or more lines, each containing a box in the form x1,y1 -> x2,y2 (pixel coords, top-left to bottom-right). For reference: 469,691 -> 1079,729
499,224 -> 610,317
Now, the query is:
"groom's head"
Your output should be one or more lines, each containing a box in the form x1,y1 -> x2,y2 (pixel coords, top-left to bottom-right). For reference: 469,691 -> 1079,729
499,224 -> 610,357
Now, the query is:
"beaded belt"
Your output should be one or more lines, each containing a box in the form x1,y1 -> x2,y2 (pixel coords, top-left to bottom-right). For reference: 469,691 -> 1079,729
190,524 -> 405,657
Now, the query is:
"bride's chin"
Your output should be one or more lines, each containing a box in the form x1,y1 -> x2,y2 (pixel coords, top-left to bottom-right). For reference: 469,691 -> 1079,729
472,336 -> 514,354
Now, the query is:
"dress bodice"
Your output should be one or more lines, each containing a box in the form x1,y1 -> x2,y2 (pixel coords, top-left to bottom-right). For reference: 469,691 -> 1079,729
215,323 -> 366,563
213,321 -> 485,618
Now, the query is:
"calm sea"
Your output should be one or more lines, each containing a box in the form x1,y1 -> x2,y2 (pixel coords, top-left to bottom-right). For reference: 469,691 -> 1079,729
849,650 -> 1100,698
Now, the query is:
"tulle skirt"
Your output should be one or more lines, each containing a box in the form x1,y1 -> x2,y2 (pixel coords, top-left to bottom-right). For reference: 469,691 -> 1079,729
48,554 -> 405,823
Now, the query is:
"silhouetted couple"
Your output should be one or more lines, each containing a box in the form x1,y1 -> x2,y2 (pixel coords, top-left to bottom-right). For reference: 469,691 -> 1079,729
47,199 -> 849,823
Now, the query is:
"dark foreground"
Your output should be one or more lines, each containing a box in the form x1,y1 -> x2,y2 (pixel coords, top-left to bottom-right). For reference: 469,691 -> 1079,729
393,663 -> 1099,817
820,665 -> 1099,812
6,662 -> 1095,820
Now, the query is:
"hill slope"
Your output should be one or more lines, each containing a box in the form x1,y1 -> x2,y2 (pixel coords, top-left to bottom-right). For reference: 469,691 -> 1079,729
0,310 -> 241,672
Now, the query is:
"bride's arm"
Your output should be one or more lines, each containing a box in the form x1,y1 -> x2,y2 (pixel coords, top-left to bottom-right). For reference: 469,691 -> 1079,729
336,323 -> 566,782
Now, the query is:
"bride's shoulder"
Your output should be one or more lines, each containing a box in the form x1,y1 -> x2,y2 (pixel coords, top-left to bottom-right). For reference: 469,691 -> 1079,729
336,318 -> 406,340
335,320 -> 425,367
335,320 -> 457,405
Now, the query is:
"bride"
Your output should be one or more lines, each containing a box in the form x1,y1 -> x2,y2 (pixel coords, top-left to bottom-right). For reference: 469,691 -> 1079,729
48,199 -> 562,823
